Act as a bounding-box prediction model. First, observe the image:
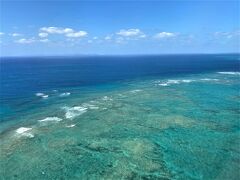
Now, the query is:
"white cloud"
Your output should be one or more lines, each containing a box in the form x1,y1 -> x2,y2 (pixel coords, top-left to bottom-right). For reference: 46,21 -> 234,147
104,35 -> 112,40
65,31 -> 87,38
116,29 -> 145,37
139,34 -> 146,38
214,31 -> 240,39
0,32 -> 4,36
11,33 -> 22,37
63,28 -> 74,34
16,38 -> 35,44
154,32 -> 176,39
39,26 -> 87,38
93,36 -> 98,40
40,27 -> 74,34
115,37 -> 125,44
39,39 -> 49,43
16,38 -> 50,44
39,32 -> 48,38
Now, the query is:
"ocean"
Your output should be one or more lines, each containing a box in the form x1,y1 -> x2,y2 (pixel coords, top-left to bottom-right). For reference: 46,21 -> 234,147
0,54 -> 239,179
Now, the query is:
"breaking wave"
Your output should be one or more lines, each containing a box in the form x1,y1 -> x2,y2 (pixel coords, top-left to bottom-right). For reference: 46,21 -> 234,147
38,117 -> 62,122
217,72 -> 240,75
63,106 -> 88,119
15,127 -> 34,138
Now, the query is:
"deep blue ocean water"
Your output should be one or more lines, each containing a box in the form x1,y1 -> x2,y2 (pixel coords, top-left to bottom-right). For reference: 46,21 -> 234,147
0,54 -> 239,179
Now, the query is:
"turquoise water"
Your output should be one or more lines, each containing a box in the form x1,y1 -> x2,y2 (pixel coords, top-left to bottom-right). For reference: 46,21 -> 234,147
1,71 -> 239,179
0,55 -> 240,179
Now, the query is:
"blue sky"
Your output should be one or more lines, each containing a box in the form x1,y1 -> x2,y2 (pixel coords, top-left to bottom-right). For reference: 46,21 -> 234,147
0,0 -> 239,56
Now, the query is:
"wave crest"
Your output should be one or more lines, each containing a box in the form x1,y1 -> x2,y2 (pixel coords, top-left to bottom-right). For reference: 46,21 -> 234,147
38,117 -> 62,122
63,106 -> 87,119
35,93 -> 48,99
59,92 -> 71,97
218,72 -> 240,75
15,127 -> 34,138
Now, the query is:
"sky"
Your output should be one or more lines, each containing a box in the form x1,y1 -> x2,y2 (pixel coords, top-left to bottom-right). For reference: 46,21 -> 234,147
0,0 -> 239,56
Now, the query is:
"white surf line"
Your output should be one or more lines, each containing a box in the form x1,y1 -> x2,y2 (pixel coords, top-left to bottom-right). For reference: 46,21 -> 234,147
63,106 -> 88,119
38,117 -> 62,122
15,127 -> 34,138
66,124 -> 76,128
59,92 -> 71,97
218,72 -> 240,75
35,92 -> 49,99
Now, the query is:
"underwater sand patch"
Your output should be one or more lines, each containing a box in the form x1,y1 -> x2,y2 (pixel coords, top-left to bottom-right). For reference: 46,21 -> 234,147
122,139 -> 153,158
84,139 -> 111,153
146,114 -> 195,130
121,138 -> 167,173
122,138 -> 154,156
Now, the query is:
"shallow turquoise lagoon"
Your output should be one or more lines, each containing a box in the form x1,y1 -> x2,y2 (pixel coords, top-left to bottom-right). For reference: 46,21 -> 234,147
0,71 -> 239,179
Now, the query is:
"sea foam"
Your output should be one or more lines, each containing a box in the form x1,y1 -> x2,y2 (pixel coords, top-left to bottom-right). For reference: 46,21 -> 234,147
59,92 -> 71,97
158,79 -> 195,86
15,127 -> 34,138
42,95 -> 49,99
130,89 -> 143,93
200,78 -> 219,81
66,124 -> 76,128
63,106 -> 87,119
35,93 -> 48,99
218,72 -> 240,75
102,96 -> 113,101
36,93 -> 45,97
158,83 -> 169,86
182,80 -> 194,83
82,103 -> 99,110
38,117 -> 62,122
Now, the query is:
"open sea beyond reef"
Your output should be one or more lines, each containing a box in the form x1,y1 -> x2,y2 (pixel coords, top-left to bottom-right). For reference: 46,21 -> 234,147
0,54 -> 240,180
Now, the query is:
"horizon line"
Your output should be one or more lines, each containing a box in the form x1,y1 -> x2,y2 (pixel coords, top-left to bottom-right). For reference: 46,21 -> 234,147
1,52 -> 239,58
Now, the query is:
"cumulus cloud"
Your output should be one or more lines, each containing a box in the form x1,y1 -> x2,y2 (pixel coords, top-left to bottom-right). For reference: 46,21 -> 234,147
11,33 -> 22,37
39,39 -> 49,43
139,34 -> 146,38
65,31 -> 87,38
16,37 -> 50,44
116,29 -> 145,37
38,32 -> 48,38
214,30 -> 240,39
16,38 -> 35,44
39,26 -> 87,38
40,27 -> 74,34
154,32 -> 176,39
